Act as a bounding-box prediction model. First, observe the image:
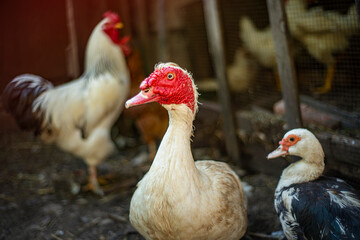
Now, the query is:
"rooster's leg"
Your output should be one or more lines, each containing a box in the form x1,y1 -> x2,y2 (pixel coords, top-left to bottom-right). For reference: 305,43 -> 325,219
83,165 -> 104,196
314,62 -> 335,94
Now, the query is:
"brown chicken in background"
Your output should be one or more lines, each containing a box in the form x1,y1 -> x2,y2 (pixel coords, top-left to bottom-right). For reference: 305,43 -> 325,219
124,50 -> 168,160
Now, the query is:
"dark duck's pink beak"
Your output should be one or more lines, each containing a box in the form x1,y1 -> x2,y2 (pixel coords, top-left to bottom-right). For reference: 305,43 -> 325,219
267,145 -> 289,159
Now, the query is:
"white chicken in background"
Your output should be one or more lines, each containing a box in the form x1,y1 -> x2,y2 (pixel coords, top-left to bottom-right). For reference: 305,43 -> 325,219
196,47 -> 258,93
227,48 -> 258,92
240,16 -> 300,89
126,63 -> 247,240
2,11 -> 130,195
240,16 -> 276,71
286,0 -> 359,93
241,0 -> 358,93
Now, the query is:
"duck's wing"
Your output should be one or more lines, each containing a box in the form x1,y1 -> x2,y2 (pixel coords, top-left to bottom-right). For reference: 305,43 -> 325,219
288,177 -> 360,239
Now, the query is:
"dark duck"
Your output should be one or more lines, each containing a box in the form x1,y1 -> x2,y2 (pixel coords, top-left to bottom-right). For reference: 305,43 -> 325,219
267,128 -> 360,240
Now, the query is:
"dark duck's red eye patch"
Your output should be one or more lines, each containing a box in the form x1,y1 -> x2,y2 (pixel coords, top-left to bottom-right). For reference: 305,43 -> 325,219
279,134 -> 301,151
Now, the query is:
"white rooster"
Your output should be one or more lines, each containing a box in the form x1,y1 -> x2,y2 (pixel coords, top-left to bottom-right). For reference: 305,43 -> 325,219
2,11 -> 130,195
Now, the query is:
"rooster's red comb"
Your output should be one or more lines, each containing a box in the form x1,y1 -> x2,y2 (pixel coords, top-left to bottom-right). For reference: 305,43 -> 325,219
103,11 -> 121,23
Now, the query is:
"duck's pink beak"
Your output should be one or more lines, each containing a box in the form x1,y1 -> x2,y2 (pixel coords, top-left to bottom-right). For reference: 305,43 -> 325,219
125,87 -> 161,109
267,145 -> 288,159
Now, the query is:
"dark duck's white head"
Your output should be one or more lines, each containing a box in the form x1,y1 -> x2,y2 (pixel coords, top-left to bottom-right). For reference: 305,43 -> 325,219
268,128 -> 325,190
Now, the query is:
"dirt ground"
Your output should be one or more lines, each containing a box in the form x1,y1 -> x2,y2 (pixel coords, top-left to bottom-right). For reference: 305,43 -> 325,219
0,108 -> 283,240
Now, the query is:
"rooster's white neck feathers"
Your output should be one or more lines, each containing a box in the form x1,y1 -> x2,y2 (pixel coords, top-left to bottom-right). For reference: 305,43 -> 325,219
84,18 -> 127,77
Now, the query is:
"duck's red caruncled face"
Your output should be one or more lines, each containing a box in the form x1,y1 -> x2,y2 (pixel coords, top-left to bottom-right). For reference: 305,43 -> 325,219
126,65 -> 196,112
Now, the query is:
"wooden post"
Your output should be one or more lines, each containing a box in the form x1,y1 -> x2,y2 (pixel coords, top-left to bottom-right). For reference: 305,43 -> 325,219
203,0 -> 241,165
65,0 -> 80,78
267,0 -> 302,129
356,0 -> 360,28
119,0 -> 132,36
157,0 -> 167,61
134,0 -> 151,74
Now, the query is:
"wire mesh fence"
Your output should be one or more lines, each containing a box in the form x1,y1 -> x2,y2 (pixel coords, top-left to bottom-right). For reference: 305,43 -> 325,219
181,0 -> 359,128
292,0 -> 360,113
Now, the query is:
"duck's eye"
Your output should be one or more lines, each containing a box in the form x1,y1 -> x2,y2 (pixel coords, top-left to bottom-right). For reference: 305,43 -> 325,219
167,73 -> 174,80
289,137 -> 295,142
144,88 -> 150,93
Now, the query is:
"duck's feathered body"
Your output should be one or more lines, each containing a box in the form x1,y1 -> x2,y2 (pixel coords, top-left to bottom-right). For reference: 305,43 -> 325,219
268,128 -> 360,240
126,63 -> 247,240
276,176 -> 360,239
130,105 -> 246,240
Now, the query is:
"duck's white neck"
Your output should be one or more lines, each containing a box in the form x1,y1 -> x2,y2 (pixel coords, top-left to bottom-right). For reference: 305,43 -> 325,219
276,149 -> 325,192
149,104 -> 200,183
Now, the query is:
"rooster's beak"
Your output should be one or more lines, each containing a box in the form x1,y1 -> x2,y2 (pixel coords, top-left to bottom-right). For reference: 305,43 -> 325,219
267,145 -> 288,159
115,22 -> 123,29
125,87 -> 161,109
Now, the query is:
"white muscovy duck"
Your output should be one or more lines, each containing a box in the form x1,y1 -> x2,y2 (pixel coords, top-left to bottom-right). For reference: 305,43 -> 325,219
125,62 -> 247,240
267,128 -> 360,239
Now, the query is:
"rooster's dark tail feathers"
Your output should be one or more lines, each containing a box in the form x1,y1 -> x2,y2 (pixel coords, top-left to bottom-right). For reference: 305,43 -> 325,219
2,74 -> 54,134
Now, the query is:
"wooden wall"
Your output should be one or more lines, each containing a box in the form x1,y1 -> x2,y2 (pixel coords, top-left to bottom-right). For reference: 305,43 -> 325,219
0,0 -> 131,93
0,0 -> 198,95
0,0 -> 69,90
